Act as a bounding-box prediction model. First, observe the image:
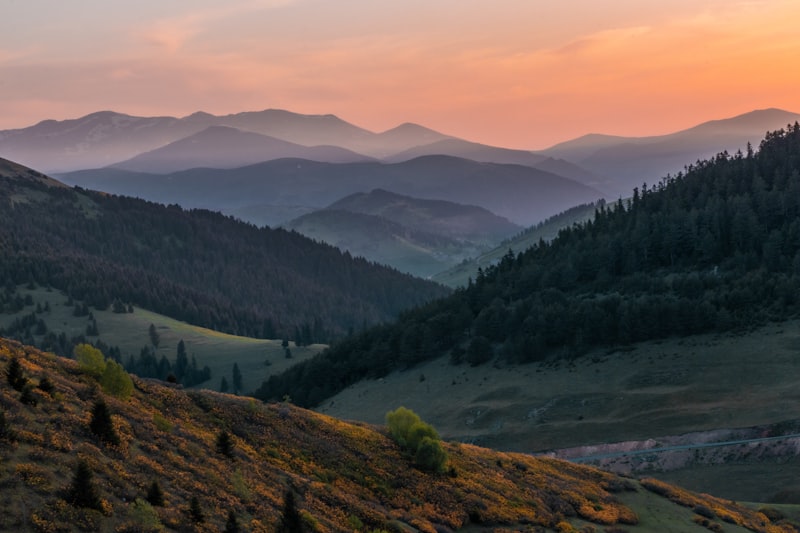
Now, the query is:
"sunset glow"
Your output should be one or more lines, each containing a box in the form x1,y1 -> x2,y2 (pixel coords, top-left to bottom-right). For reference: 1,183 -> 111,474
1,0 -> 799,148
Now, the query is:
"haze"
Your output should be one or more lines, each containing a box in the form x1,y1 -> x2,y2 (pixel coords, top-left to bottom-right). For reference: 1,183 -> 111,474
1,0 -> 798,149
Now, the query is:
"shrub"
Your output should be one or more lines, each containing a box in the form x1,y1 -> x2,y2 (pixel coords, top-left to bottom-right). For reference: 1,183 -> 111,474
100,359 -> 134,400
74,344 -> 106,378
385,407 -> 448,472
38,375 -> 56,396
414,437 -> 448,473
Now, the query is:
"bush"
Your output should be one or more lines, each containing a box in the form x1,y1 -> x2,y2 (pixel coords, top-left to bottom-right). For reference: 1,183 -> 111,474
6,356 -> 28,391
146,480 -> 165,507
414,436 -> 448,473
385,407 -> 448,472
100,359 -> 133,400
74,344 -> 107,378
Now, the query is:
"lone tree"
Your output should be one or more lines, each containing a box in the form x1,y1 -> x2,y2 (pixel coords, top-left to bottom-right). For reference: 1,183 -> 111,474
146,480 -> 165,507
89,399 -> 120,446
225,510 -> 241,533
189,496 -> 204,523
277,490 -> 304,533
232,363 -> 243,394
148,323 -> 160,348
216,430 -> 235,459
67,460 -> 103,510
6,356 -> 27,391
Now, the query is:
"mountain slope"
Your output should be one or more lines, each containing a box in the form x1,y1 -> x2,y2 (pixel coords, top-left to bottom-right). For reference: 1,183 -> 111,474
60,156 -> 603,227
111,125 -> 372,173
432,201 -> 600,287
543,108 -> 800,196
256,124 -> 800,411
2,337 -> 796,532
0,158 -> 448,343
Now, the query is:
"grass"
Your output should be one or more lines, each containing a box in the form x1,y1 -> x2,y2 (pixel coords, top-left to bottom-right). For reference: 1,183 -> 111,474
0,285 -> 322,393
319,319 -> 800,502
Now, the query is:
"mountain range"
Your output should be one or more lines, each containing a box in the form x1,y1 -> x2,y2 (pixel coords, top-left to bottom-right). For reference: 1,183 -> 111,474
59,156 -> 601,228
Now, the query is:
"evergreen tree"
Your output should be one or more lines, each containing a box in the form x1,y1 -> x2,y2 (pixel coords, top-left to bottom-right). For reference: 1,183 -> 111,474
67,460 -> 102,510
148,323 -> 160,348
220,376 -> 229,393
89,399 -> 120,446
6,355 -> 27,391
225,510 -> 240,533
232,363 -> 243,394
216,430 -> 234,459
146,480 -> 165,507
189,496 -> 204,523
278,490 -> 304,533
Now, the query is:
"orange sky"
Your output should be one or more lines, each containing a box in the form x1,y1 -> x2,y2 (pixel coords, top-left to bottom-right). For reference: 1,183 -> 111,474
1,0 -> 799,149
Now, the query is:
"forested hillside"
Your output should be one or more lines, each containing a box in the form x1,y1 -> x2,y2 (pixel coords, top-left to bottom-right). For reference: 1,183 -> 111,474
257,124 -> 800,407
0,161 -> 448,348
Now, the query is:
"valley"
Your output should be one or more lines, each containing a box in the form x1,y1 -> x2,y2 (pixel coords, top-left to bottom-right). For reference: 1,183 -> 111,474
317,319 -> 800,502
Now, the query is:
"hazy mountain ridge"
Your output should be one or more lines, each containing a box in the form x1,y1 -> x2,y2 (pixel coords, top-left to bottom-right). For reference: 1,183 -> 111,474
60,155 -> 603,227
542,108 -> 800,196
111,125 -> 374,173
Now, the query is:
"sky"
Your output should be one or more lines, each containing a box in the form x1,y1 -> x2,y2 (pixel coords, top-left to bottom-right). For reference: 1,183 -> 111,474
1,0 -> 799,149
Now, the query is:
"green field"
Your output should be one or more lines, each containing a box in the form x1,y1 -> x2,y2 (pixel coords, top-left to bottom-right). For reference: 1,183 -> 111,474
0,285 -> 323,394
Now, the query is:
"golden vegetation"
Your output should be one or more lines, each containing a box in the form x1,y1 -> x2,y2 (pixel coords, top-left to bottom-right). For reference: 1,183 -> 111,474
0,337 -> 796,532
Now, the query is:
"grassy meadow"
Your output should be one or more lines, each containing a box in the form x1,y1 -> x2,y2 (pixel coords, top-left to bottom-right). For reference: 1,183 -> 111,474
0,285 -> 323,394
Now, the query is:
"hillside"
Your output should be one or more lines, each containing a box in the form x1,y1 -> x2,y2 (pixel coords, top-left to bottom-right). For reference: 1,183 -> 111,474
433,201 -> 600,288
256,124 -> 800,412
60,156 -> 603,227
2,337 -> 797,532
0,158 -> 448,349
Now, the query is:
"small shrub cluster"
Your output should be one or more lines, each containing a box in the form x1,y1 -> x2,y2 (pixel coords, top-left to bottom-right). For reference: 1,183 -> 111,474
385,407 -> 448,473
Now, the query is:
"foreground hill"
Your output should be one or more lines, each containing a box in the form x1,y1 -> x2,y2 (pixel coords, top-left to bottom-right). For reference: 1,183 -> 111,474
2,337 -> 797,532
0,158 -> 448,346
257,124 -> 800,413
60,156 -> 602,227
542,108 -> 800,196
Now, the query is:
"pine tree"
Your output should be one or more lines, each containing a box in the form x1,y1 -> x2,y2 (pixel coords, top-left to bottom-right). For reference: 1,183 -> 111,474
189,496 -> 204,523
67,460 -> 102,510
89,399 -> 120,446
232,363 -> 242,394
216,430 -> 234,459
225,510 -> 240,533
6,356 -> 27,391
146,480 -> 165,507
278,490 -> 304,533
